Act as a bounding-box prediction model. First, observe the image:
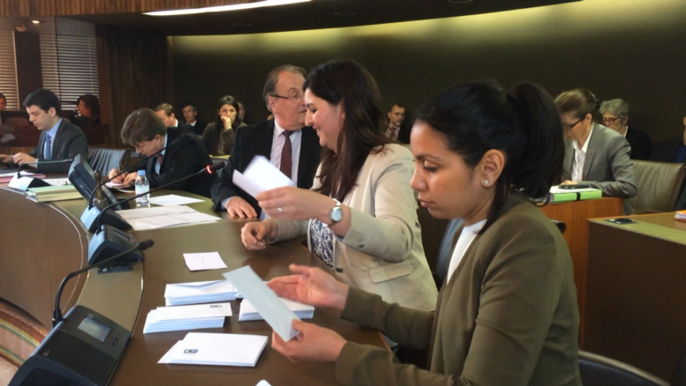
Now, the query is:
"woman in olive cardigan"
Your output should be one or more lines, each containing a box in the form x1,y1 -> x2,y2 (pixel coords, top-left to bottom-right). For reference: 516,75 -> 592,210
267,81 -> 582,386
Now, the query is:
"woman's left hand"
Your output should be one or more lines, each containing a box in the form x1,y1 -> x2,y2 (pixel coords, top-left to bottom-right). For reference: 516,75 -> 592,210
271,319 -> 346,363
257,187 -> 334,221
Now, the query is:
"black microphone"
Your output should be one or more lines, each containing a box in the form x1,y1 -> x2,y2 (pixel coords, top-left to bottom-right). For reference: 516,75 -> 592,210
52,239 -> 154,327
86,146 -> 168,209
93,162 -> 225,231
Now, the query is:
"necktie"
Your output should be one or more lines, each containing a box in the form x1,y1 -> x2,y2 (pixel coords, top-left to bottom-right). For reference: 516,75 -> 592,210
280,131 -> 293,179
44,135 -> 52,160
156,154 -> 164,173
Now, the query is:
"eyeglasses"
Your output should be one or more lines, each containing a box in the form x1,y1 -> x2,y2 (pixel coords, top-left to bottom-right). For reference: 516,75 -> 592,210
602,116 -> 621,125
270,93 -> 303,103
566,117 -> 584,130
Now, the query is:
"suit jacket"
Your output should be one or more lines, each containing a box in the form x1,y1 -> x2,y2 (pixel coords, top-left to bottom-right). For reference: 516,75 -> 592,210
174,121 -> 194,134
335,194 -> 581,386
28,119 -> 88,174
626,126 -> 652,160
144,128 -> 214,197
562,123 -> 637,199
210,119 -> 321,214
651,137 -> 685,163
189,119 -> 207,136
273,144 -> 438,311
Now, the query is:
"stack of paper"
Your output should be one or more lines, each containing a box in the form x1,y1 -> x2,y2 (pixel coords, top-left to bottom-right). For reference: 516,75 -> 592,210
143,303 -> 232,334
239,298 -> 314,321
676,210 -> 686,223
159,332 -> 268,367
546,186 -> 603,203
164,280 -> 237,306
26,184 -> 82,202
115,205 -> 220,230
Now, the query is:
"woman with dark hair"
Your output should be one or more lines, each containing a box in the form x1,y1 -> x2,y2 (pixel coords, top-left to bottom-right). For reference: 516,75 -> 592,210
201,95 -> 247,155
266,81 -> 582,385
241,59 -> 437,311
556,89 -> 637,212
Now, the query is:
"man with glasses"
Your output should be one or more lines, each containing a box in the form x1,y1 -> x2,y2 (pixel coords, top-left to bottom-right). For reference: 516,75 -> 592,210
599,98 -> 652,160
211,64 -> 321,218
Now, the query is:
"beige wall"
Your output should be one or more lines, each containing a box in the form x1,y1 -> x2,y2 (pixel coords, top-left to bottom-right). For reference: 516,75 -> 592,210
172,0 -> 686,142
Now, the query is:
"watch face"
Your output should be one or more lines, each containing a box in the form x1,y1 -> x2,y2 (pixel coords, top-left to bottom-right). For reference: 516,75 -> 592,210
331,207 -> 343,222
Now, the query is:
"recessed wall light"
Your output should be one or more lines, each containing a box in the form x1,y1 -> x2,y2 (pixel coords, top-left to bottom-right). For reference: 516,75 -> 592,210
31,20 -> 42,24
144,0 -> 310,16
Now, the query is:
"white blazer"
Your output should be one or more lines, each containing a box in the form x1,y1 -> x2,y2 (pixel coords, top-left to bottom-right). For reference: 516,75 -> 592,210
273,144 -> 438,311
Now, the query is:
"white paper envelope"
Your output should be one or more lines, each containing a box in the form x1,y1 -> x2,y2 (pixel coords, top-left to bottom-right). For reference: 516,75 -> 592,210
223,266 -> 300,341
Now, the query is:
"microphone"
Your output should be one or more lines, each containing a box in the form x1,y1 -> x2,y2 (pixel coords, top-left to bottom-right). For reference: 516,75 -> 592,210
86,146 -> 168,209
52,239 -> 154,327
93,162 -> 224,231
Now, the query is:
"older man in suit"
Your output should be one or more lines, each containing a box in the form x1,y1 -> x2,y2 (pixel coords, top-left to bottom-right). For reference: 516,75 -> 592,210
0,89 -> 88,173
211,64 -> 321,218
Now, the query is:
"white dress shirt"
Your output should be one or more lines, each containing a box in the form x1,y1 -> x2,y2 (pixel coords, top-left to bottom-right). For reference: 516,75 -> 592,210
571,126 -> 594,183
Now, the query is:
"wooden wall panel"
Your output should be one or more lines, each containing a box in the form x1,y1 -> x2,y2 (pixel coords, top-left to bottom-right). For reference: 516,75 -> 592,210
0,0 -> 252,17
96,25 -> 172,147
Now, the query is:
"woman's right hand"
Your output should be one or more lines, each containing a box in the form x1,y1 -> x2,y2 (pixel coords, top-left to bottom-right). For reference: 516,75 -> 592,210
241,219 -> 278,250
220,115 -> 232,130
267,264 -> 349,311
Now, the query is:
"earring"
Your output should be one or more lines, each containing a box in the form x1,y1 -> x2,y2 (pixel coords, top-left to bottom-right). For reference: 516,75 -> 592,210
484,179 -> 489,186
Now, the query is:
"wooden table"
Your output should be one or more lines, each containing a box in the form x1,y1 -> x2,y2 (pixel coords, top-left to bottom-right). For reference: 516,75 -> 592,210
539,197 -> 624,340
0,187 -> 386,385
584,212 -> 686,380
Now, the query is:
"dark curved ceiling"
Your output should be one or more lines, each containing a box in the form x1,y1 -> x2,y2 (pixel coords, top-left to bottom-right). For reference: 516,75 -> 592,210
68,0 -> 577,36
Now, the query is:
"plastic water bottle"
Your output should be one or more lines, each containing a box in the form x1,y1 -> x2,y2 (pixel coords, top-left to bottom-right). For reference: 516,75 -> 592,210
135,170 -> 150,206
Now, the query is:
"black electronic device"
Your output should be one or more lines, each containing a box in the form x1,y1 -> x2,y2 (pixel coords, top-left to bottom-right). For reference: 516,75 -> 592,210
88,225 -> 144,266
9,240 -> 153,386
69,154 -> 132,232
7,160 -> 74,191
558,184 -> 590,189
9,305 -> 131,386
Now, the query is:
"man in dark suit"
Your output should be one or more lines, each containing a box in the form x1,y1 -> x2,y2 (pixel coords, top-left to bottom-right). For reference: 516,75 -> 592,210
108,108 -> 215,197
0,89 -> 88,173
154,103 -> 194,134
651,117 -> 686,163
0,93 -> 9,125
182,102 -> 206,135
211,64 -> 321,218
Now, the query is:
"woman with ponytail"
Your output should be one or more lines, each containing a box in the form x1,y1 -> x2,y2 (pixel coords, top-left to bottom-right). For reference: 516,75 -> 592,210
555,88 -> 637,213
267,80 -> 582,386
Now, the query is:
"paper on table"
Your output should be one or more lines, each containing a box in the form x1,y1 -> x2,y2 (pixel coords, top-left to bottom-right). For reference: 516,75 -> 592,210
232,155 -> 294,198
116,205 -> 194,219
150,194 -> 204,206
128,212 -> 220,230
151,302 -> 233,321
184,252 -> 228,271
158,332 -> 268,367
43,178 -> 71,186
223,266 -> 300,341
164,280 -> 236,298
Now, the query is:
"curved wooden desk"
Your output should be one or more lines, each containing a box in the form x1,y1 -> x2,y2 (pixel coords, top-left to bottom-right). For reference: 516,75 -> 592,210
0,186 -> 89,328
1,187 -> 386,385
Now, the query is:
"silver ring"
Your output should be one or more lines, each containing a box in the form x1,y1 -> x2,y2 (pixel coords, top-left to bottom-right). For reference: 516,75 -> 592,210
277,207 -> 283,213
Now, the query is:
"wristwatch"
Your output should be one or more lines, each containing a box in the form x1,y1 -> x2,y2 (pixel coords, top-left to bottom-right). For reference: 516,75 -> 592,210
330,199 -> 342,224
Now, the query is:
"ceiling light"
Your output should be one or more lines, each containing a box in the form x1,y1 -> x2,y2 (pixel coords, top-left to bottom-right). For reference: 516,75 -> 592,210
144,0 -> 310,16
31,20 -> 42,24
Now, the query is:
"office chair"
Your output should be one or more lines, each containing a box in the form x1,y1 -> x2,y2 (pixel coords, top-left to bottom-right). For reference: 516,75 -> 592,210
579,351 -> 669,386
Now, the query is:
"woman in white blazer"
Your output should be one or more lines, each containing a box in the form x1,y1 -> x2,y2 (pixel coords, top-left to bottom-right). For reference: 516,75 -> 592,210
241,59 -> 437,311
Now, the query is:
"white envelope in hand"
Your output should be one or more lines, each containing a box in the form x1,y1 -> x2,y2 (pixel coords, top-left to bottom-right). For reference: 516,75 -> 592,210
232,155 -> 295,198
